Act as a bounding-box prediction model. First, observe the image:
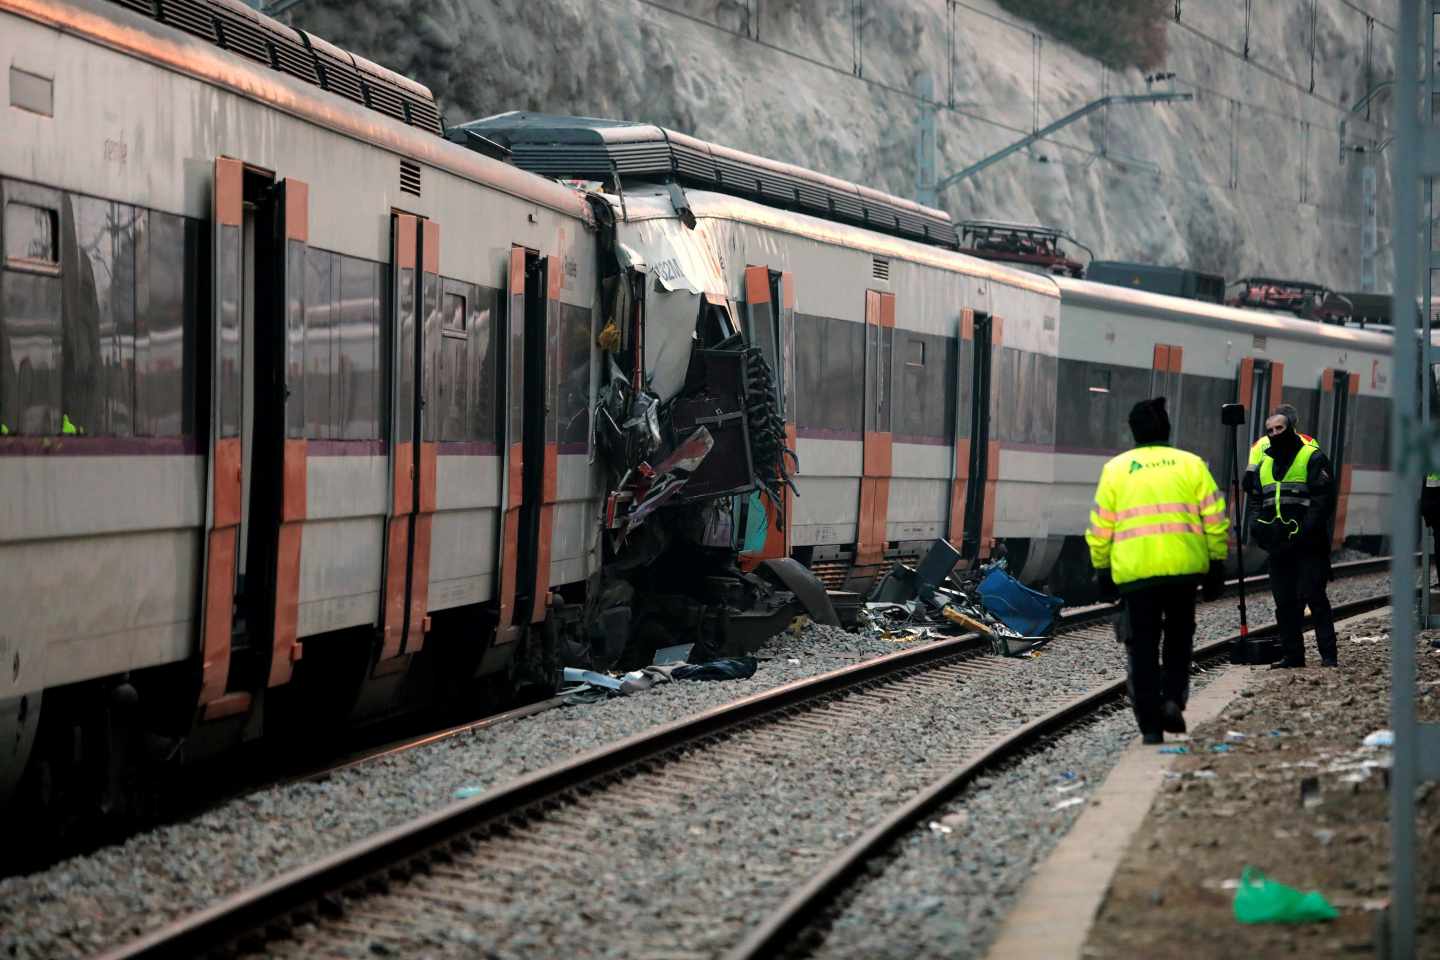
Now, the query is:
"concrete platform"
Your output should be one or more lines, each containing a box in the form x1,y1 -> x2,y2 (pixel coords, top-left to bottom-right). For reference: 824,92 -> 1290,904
984,665 -> 1253,960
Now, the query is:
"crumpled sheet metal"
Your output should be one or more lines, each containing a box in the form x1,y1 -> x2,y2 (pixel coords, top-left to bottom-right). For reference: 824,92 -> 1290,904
618,426 -> 716,535
617,219 -> 729,401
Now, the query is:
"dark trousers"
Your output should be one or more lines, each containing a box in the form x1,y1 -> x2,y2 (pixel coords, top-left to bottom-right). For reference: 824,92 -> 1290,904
1268,550 -> 1337,665
1122,582 -> 1197,737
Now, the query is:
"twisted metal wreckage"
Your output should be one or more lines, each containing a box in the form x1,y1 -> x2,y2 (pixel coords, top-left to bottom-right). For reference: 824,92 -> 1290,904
555,188 -> 838,675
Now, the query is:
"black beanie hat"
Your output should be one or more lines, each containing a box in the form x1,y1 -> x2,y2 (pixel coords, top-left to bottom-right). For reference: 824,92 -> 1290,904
1129,397 -> 1171,445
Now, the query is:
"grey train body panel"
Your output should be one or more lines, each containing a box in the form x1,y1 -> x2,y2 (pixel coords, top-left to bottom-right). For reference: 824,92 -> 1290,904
0,0 -> 600,711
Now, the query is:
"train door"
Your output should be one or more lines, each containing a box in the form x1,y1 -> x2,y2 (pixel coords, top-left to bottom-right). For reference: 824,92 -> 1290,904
198,158 -> 305,721
1234,357 -> 1283,536
740,265 -> 796,563
854,289 -> 894,571
1318,369 -> 1357,549
245,177 -> 309,692
1237,357 -> 1283,446
948,310 -> 994,563
1151,344 -> 1183,444
495,247 -> 556,644
377,215 -> 439,673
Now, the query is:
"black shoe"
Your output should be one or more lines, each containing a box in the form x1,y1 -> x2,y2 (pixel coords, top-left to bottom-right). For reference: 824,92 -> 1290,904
1141,731 -> 1164,745
1162,700 -> 1187,734
1321,658 -> 1338,668
1269,659 -> 1303,670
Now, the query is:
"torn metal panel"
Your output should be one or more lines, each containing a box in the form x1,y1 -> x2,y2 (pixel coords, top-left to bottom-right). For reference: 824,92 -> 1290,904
616,216 -> 729,401
757,558 -> 841,627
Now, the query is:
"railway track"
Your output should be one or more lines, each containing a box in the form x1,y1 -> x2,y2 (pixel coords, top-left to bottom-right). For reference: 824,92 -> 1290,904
725,591 -> 1394,960
1054,553 -> 1395,630
96,573 -> 1394,960
305,554 -> 1400,786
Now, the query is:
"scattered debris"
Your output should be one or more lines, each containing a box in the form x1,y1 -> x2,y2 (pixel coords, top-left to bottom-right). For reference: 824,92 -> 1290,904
453,787 -> 484,800
1361,729 -> 1393,749
1232,867 -> 1339,924
1159,746 -> 1190,755
1054,797 -> 1086,811
653,644 -> 693,665
670,657 -> 758,682
557,657 -> 759,704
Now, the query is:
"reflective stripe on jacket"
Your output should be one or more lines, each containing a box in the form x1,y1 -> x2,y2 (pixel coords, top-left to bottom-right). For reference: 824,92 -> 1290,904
1244,432 -> 1318,480
1086,445 -> 1229,586
1252,443 -> 1317,548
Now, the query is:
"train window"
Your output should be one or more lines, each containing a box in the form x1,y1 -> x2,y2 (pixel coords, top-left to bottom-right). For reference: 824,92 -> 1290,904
8,66 -> 53,117
795,313 -> 864,438
304,248 -> 334,439
905,338 -> 925,368
134,209 -> 195,437
444,291 -> 466,332
69,196 -> 137,436
558,302 -> 592,449
895,332 -> 950,442
469,285 -> 500,444
4,201 -> 58,270
2,189 -> 201,438
438,280 -> 469,442
0,270 -> 63,434
338,255 -> 383,440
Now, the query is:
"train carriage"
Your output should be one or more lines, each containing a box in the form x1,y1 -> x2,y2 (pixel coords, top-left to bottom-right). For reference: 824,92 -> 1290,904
595,187 -> 1064,587
0,0 -> 602,811
1047,276 -> 1394,595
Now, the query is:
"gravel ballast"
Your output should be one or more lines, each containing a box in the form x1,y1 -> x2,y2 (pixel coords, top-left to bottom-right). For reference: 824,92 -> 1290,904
0,570 -> 1390,958
811,705 -> 1145,960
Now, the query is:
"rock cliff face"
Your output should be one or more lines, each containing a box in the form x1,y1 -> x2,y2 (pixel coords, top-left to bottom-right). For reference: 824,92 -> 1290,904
293,0 -> 1395,290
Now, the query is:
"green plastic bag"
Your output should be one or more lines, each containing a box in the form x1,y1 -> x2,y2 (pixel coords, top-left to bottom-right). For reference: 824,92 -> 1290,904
1232,867 -> 1339,924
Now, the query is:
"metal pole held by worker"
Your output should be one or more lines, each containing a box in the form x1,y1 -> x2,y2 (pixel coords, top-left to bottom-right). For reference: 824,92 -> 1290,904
1222,403 -> 1249,637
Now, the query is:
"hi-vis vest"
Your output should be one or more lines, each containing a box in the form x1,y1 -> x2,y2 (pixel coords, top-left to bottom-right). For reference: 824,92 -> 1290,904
1253,443 -> 1317,543
1087,445 -> 1229,586
1245,432 -> 1317,475
1427,472 -> 1440,488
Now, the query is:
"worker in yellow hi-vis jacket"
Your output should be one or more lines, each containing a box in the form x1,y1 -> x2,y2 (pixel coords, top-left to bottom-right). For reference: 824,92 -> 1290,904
1086,397 -> 1229,744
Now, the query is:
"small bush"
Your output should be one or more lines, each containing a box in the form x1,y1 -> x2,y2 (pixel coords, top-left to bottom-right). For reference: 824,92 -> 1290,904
996,0 -> 1168,71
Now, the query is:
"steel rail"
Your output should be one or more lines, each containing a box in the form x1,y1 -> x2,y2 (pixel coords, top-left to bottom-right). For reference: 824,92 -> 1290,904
95,633 -> 995,960
724,591 -> 1392,960
94,559 -> 1395,959
1055,553 -> 1393,628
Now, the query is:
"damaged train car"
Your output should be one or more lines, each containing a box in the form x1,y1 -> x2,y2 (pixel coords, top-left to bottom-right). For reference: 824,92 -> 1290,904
459,112 -> 1065,672
0,0 -> 1398,830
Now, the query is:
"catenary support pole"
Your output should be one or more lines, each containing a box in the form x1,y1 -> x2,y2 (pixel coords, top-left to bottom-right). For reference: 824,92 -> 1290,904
1388,0 -> 1419,953
915,72 -> 938,208
1425,9 -> 1437,629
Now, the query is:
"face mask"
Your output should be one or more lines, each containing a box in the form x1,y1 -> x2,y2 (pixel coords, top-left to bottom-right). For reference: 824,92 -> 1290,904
1269,428 -> 1302,458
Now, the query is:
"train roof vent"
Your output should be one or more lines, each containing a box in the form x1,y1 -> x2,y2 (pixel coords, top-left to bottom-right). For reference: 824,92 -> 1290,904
155,0 -> 218,42
453,113 -> 960,249
872,256 -> 890,281
399,159 -> 422,197
103,0 -> 442,136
